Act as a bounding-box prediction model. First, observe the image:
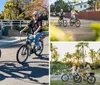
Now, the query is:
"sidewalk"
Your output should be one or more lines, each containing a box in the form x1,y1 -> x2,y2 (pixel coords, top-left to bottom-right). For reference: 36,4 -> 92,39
0,31 -> 49,48
0,36 -> 26,48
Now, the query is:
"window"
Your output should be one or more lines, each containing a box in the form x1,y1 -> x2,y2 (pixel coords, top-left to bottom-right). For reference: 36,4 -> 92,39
80,5 -> 82,8
84,5 -> 87,8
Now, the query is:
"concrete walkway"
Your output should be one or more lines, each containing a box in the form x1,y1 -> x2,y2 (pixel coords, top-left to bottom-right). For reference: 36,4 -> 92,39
0,36 -> 26,48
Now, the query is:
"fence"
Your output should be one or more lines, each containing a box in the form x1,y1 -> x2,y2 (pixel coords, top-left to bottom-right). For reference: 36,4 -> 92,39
0,20 -> 48,30
0,20 -> 30,30
65,11 -> 100,20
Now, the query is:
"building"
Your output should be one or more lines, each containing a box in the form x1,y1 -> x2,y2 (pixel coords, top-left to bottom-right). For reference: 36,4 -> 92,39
73,2 -> 91,12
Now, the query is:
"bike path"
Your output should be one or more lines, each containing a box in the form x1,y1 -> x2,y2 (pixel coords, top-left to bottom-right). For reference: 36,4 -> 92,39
50,17 -> 100,41
0,37 -> 26,48
0,31 -> 49,48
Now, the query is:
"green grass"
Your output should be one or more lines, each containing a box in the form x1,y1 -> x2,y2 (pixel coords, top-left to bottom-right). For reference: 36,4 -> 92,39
92,69 -> 100,73
50,80 -> 100,85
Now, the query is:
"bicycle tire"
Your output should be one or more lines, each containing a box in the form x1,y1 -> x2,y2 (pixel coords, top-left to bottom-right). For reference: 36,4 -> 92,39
61,74 -> 69,82
16,45 -> 29,64
73,74 -> 82,83
34,40 -> 44,56
75,20 -> 81,27
87,75 -> 96,84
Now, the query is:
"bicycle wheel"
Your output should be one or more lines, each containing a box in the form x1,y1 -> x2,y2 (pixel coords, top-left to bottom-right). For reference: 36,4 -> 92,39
0,49 -> 1,58
63,20 -> 67,27
87,75 -> 96,84
34,40 -> 44,56
16,45 -> 29,64
75,20 -> 81,27
58,19 -> 62,26
73,74 -> 82,83
70,19 -> 74,26
61,74 -> 69,82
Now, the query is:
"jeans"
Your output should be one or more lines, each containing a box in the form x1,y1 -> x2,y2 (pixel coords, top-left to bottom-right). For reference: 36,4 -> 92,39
29,32 -> 42,47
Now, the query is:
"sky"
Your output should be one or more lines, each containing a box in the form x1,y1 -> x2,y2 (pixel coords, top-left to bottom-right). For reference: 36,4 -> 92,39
0,0 -> 7,13
50,0 -> 88,4
51,42 -> 100,63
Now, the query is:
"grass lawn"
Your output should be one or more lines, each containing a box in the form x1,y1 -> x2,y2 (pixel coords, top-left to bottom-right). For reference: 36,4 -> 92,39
50,80 -> 100,85
92,69 -> 100,74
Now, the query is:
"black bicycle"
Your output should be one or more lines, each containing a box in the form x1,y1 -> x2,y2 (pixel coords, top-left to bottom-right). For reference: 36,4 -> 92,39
70,16 -> 81,27
58,18 -> 68,27
16,33 -> 44,64
74,72 -> 96,84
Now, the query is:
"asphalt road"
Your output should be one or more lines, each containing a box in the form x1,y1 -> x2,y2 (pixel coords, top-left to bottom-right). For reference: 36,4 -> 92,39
0,37 -> 49,85
51,17 -> 100,41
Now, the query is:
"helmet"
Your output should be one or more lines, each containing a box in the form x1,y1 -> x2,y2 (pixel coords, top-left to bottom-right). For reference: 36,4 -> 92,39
33,11 -> 40,15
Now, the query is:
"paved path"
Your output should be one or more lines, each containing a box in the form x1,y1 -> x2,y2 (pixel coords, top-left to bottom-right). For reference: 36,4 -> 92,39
51,17 -> 100,41
0,36 -> 49,85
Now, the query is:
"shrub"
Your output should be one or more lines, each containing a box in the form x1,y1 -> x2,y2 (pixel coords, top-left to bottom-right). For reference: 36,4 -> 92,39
90,22 -> 100,41
50,23 -> 74,41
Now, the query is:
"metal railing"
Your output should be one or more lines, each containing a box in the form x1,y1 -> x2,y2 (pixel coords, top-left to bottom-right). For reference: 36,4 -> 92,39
0,20 -> 30,30
0,20 -> 48,30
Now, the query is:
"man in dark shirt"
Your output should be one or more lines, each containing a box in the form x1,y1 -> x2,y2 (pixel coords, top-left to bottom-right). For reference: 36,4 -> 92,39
20,11 -> 43,50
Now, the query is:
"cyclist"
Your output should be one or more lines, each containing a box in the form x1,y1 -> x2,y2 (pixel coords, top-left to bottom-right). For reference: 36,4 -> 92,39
82,62 -> 91,80
71,9 -> 78,21
20,11 -> 43,53
59,9 -> 64,20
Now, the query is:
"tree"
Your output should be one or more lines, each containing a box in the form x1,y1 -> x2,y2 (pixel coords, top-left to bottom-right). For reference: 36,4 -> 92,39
64,52 -> 72,62
50,43 -> 59,62
96,48 -> 100,61
76,42 -> 89,63
25,0 -> 49,19
74,48 -> 81,64
2,0 -> 29,20
89,49 -> 96,63
50,0 -> 73,12
88,0 -> 100,11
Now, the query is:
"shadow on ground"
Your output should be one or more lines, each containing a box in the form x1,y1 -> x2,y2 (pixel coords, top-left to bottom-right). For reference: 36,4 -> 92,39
0,60 -> 49,84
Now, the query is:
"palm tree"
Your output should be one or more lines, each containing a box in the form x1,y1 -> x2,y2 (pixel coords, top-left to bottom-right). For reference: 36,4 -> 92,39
96,48 -> 100,61
74,48 -> 81,64
75,42 -> 89,63
64,52 -> 72,62
50,43 -> 59,62
89,49 -> 96,63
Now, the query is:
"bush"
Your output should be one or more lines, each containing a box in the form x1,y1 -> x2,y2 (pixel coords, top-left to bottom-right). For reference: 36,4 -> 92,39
42,26 -> 48,31
90,22 -> 100,41
50,23 -> 74,41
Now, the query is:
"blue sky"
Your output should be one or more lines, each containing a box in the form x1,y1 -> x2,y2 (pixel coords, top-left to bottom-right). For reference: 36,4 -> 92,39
0,0 -> 7,13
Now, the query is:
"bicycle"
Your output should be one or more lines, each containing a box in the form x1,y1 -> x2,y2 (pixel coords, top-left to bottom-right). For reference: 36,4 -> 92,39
16,33 -> 45,64
61,72 -> 81,83
58,17 -> 68,27
70,15 -> 81,27
74,72 -> 96,84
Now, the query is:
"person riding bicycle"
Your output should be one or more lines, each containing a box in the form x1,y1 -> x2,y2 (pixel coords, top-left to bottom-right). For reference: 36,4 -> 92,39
59,9 -> 64,20
20,11 -> 43,53
71,9 -> 78,21
82,62 -> 91,80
